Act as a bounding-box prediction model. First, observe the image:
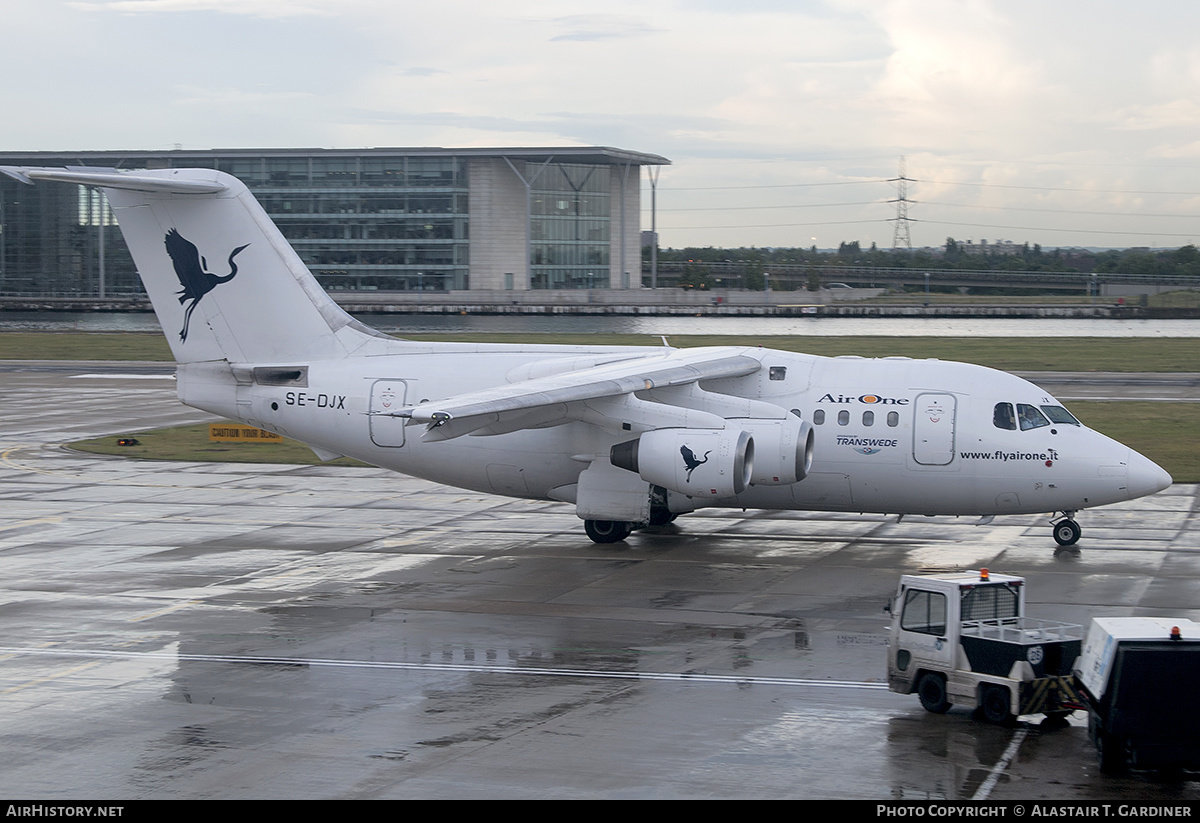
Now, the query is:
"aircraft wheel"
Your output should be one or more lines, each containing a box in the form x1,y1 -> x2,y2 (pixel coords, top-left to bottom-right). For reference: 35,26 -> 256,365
584,520 -> 632,544
981,684 -> 1015,726
916,672 -> 951,714
1052,518 -> 1081,547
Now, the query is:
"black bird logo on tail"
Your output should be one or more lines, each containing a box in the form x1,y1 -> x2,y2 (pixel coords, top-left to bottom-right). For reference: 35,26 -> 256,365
680,445 -> 711,482
164,229 -> 250,342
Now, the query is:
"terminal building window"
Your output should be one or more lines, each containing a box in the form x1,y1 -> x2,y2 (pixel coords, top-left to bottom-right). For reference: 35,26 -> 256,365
530,163 -> 611,289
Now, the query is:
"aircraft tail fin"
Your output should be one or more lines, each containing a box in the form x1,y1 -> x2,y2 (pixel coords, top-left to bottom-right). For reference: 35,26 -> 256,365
0,166 -> 393,364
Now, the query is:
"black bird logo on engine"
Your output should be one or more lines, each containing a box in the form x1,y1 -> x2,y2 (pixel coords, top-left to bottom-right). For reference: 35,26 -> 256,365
680,445 -> 711,482
164,229 -> 250,342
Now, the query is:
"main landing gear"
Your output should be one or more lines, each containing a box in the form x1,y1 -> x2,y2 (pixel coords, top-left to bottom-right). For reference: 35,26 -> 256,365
583,494 -> 678,544
1052,511 -> 1082,552
583,520 -> 633,544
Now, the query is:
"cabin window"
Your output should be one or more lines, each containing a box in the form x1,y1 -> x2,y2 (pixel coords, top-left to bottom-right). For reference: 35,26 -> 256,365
813,409 -> 825,425
837,410 -> 850,426
900,589 -> 947,636
993,402 -> 1016,430
1017,403 -> 1051,431
887,411 -> 899,427
862,410 -> 874,426
769,366 -> 787,381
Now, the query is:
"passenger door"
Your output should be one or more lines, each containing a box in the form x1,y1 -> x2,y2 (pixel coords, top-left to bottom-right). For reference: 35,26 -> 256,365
912,392 -> 957,466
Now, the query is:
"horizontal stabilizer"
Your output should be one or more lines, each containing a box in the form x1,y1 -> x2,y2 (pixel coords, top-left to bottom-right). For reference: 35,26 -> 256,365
0,166 -> 227,195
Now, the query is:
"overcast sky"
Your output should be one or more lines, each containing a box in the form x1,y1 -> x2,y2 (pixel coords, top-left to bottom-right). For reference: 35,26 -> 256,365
8,0 -> 1200,250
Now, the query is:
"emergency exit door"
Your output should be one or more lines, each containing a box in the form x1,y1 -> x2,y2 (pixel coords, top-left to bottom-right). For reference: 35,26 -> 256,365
369,379 -> 408,447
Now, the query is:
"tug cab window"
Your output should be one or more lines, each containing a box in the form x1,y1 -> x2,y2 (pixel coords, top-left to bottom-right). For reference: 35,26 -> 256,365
900,589 -> 947,636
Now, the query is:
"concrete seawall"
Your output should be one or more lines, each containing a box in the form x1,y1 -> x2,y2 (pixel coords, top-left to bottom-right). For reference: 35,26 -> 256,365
2,294 -> 1197,319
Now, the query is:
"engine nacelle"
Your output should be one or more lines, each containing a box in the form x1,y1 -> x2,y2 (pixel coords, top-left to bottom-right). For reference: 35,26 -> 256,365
735,416 -> 814,485
610,427 -> 753,498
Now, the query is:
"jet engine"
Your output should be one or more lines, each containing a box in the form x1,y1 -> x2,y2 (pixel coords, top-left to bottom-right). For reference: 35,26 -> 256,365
610,427 -> 753,498
735,416 -> 814,485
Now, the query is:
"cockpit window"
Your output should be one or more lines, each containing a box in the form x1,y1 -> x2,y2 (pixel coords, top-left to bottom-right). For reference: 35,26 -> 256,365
1041,405 -> 1080,426
1017,403 -> 1051,431
993,402 -> 1016,430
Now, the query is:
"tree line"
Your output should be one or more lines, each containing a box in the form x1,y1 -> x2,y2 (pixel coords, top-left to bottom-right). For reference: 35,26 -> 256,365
647,239 -> 1200,279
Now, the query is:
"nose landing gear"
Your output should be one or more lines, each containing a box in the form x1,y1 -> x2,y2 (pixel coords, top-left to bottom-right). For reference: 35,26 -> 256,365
1051,511 -> 1081,552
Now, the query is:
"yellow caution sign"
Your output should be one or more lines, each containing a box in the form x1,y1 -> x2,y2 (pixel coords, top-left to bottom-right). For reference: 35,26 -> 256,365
208,424 -> 283,443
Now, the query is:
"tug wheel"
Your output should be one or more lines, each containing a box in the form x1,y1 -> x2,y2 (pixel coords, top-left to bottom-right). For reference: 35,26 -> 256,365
916,672 -> 951,714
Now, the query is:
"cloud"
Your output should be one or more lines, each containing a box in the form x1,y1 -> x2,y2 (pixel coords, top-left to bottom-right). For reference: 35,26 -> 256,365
547,14 -> 664,42
67,0 -> 333,17
399,67 -> 447,78
12,0 -> 1200,247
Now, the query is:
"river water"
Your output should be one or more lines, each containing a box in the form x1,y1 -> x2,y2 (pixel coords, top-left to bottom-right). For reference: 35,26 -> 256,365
2,310 -> 1199,337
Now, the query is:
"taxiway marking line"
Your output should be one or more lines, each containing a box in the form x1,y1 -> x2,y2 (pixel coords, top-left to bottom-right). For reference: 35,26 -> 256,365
971,726 -> 1029,801
0,515 -> 66,532
1,660 -> 105,695
0,646 -> 889,691
1,446 -> 70,477
70,374 -> 175,380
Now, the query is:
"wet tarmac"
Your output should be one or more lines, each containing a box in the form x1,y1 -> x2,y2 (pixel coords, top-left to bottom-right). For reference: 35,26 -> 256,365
1,367 -> 1198,799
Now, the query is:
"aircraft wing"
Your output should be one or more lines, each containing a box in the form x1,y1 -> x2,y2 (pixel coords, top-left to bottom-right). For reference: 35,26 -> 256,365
397,346 -> 763,441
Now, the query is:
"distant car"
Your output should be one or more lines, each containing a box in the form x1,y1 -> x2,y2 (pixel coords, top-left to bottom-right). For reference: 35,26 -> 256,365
826,282 -> 852,289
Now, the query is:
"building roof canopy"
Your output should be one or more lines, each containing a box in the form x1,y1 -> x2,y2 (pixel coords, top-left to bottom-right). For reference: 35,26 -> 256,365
0,146 -> 670,167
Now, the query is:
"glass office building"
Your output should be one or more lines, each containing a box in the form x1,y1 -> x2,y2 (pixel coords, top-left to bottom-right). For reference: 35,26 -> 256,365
0,147 -> 668,296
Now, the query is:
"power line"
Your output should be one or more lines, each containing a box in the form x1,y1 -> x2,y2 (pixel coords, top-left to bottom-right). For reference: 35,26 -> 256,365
923,218 -> 1197,239
922,179 -> 1200,197
920,200 -> 1200,219
655,218 -> 886,231
653,175 -> 1200,198
655,180 -> 884,191
653,200 -> 884,213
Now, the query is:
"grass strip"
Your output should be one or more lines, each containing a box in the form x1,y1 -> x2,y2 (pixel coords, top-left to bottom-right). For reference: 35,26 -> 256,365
3,331 -> 1200,373
70,423 -> 369,467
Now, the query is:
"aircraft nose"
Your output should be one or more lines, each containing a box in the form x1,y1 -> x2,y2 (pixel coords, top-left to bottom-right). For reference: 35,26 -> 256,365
1127,449 -> 1172,499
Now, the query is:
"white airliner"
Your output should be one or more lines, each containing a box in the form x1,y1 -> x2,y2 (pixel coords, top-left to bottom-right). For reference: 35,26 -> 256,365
1,166 -> 1172,547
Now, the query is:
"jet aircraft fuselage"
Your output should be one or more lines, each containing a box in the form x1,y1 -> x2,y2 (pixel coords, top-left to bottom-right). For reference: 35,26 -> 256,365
179,341 -> 1166,538
1,164 -> 1171,546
